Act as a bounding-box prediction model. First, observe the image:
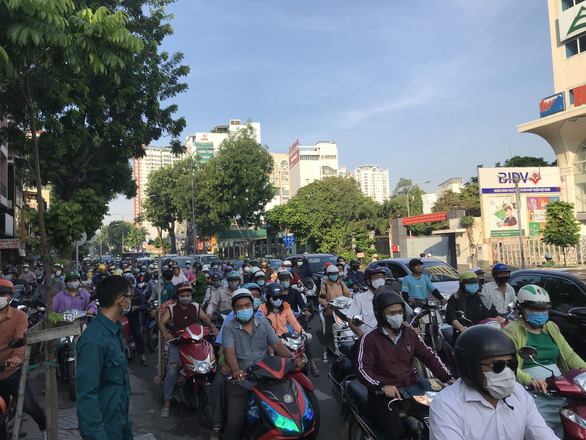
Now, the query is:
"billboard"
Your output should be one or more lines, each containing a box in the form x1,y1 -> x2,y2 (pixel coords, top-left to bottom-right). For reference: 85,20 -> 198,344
488,196 -> 525,238
558,3 -> 586,43
540,92 -> 565,118
526,196 -> 560,236
478,167 -> 561,194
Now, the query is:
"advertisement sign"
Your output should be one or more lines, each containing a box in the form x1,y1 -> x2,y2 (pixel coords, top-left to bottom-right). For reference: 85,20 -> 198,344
526,196 -> 560,236
540,92 -> 565,117
488,196 -> 525,238
289,147 -> 300,169
558,4 -> 586,43
478,167 -> 561,194
402,212 -> 447,226
0,239 -> 20,249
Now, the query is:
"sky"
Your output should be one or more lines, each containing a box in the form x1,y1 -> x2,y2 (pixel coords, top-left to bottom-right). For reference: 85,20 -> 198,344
104,0 -> 556,225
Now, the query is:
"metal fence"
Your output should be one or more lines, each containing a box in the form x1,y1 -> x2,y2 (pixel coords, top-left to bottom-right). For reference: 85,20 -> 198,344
492,235 -> 586,267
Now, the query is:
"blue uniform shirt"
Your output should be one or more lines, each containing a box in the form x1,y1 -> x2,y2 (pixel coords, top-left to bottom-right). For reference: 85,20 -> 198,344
216,309 -> 265,345
347,270 -> 365,286
76,313 -> 132,440
401,274 -> 436,301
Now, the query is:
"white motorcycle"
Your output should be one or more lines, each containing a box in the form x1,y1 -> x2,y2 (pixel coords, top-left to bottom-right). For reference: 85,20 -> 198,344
317,295 -> 356,357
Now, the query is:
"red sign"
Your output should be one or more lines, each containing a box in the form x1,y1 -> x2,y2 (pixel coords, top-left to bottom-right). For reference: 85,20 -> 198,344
573,85 -> 586,107
392,245 -> 399,252
289,139 -> 299,153
402,212 -> 447,226
0,239 -> 20,249
289,147 -> 300,169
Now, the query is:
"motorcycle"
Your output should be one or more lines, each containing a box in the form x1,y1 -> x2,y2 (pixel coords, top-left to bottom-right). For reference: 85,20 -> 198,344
17,299 -> 46,364
0,339 -> 26,439
57,309 -> 91,401
144,301 -> 159,353
519,346 -> 586,440
316,295 -> 355,357
165,322 -> 216,425
280,332 -> 310,375
230,355 -> 320,439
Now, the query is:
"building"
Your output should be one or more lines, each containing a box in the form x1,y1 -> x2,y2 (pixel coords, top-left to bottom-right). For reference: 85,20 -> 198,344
184,119 -> 261,163
518,0 -> 586,231
266,153 -> 290,210
436,177 -> 463,198
354,165 -> 390,203
288,140 -> 339,197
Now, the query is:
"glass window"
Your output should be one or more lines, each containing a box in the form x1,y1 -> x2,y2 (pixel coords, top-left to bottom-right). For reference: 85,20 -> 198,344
510,274 -> 543,293
566,39 -> 579,58
563,0 -> 573,10
574,141 -> 586,212
544,276 -> 586,313
386,262 -> 409,279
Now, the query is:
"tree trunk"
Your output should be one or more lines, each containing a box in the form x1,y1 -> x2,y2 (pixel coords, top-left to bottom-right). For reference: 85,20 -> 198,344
24,75 -> 58,440
168,221 -> 177,254
563,248 -> 567,267
466,227 -> 477,267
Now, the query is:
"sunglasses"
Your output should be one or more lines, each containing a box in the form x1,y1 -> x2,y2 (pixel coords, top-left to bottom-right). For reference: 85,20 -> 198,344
271,296 -> 284,301
480,358 -> 518,374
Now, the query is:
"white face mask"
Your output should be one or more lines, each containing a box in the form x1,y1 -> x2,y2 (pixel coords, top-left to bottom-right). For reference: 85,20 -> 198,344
67,281 -> 80,290
484,367 -> 516,399
338,271 -> 344,277
270,298 -> 283,308
385,314 -> 403,330
0,297 -> 10,309
23,268 -> 29,272
122,296 -> 132,314
55,270 -> 62,276
371,278 -> 385,290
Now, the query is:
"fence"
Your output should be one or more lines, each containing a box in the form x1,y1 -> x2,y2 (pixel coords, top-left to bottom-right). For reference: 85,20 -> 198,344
492,235 -> 586,267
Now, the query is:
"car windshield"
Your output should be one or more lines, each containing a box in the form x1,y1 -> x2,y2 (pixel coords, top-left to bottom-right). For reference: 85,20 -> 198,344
173,258 -> 194,269
421,261 -> 459,282
269,259 -> 283,269
306,255 -> 338,273
200,255 -> 220,265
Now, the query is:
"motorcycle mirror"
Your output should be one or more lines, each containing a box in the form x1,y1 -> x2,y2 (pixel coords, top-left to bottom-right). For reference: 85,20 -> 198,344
412,307 -> 422,316
568,306 -> 586,320
518,346 -> 538,361
351,314 -> 365,327
8,338 -> 25,349
454,310 -> 466,320
507,302 -> 515,311
319,294 -> 327,299
165,321 -> 176,330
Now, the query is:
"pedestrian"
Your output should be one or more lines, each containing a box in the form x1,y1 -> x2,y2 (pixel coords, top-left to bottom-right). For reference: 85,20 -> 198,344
76,275 -> 133,439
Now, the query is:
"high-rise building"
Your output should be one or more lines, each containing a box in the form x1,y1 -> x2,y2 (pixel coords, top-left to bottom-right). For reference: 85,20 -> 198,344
267,153 -> 290,210
518,0 -> 586,230
289,140 -> 338,197
354,165 -> 390,203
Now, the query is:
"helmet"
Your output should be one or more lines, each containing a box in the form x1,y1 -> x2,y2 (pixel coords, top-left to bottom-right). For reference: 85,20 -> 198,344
174,281 -> 193,295
252,268 -> 265,280
185,261 -> 191,266
277,269 -> 292,280
123,267 -> 132,274
242,282 -> 261,293
323,262 -> 334,271
544,254 -> 553,260
373,287 -> 404,327
455,326 -> 517,390
98,264 -> 106,271
202,264 -> 210,272
243,258 -> 251,264
283,260 -> 292,267
517,285 -> 551,309
65,270 -> 81,281
0,279 -> 14,294
224,266 -> 234,272
492,263 -> 509,274
364,264 -> 386,281
470,267 -> 485,276
382,266 -> 394,282
350,259 -> 359,266
408,259 -> 423,270
265,282 -> 284,299
325,265 -> 339,275
227,271 -> 240,281
149,264 -> 155,270
458,271 -> 479,284
210,273 -> 222,282
112,269 -> 123,276
231,288 -> 253,307
3,265 -> 17,275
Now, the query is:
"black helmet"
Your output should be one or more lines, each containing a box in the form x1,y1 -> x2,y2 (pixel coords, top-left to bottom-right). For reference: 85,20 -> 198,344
265,282 -> 284,299
210,273 -> 222,282
194,261 -> 203,270
373,287 -> 404,328
382,267 -> 394,283
455,326 -> 517,390
3,265 -> 17,275
350,259 -> 359,266
364,264 -> 386,281
408,259 -> 423,270
231,288 -> 253,308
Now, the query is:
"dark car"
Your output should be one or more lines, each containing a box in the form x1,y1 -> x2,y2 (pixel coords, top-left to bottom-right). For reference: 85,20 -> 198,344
228,259 -> 243,271
509,269 -> 586,358
286,254 -> 338,292
375,258 -> 460,300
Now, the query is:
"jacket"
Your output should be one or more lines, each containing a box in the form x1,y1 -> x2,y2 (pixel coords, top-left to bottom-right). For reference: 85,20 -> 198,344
357,325 -> 451,392
319,279 -> 352,316
258,302 -> 302,335
504,318 -> 586,386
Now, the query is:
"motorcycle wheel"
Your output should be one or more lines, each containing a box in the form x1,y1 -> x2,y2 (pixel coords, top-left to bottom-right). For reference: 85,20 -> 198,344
67,361 -> 76,401
147,325 -> 159,352
179,384 -> 197,410
348,418 -> 369,440
304,390 -> 321,440
196,387 -> 213,429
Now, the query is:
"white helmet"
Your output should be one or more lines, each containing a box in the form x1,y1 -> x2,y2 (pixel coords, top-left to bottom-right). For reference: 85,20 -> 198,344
202,264 -> 210,272
325,265 -> 339,275
517,285 -> 551,309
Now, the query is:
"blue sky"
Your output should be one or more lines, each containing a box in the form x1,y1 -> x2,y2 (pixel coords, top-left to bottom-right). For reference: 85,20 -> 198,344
104,0 -> 556,224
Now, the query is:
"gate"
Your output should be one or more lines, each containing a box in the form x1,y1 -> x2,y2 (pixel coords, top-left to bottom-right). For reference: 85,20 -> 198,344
492,236 -> 586,267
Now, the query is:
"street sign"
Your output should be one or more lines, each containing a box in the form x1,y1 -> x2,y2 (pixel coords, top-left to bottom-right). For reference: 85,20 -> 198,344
285,242 -> 293,249
283,235 -> 295,244
0,239 -> 20,249
73,232 -> 87,247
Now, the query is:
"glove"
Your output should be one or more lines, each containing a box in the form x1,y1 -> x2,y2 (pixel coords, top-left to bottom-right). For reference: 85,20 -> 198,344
303,331 -> 312,343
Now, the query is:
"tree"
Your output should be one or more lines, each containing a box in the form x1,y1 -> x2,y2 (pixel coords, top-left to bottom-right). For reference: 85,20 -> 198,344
205,123 -> 274,256
265,202 -> 312,238
124,224 -> 147,250
542,200 -> 581,266
496,156 -> 555,167
392,178 -> 412,197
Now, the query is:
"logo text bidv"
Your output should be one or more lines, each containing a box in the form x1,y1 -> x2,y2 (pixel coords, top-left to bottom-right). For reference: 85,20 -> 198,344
497,171 -> 541,185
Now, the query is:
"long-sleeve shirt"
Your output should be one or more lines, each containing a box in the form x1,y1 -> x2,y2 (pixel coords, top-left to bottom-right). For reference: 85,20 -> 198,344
480,281 -> 516,315
258,302 -> 302,335
0,306 -> 28,380
206,286 -> 233,315
76,313 -> 132,439
283,287 -> 306,314
318,279 -> 352,314
52,289 -> 97,314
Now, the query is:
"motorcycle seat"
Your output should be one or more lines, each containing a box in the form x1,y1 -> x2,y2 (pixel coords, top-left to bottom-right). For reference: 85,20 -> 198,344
348,380 -> 369,414
339,341 -> 354,357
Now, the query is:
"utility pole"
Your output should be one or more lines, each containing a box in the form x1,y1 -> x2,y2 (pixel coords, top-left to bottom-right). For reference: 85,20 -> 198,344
501,176 -> 526,269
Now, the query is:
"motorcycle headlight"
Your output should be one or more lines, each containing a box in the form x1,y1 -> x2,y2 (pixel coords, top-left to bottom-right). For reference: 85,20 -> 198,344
561,408 -> 586,429
261,401 -> 300,435
413,391 -> 438,407
426,299 -> 439,308
302,391 -> 314,432
287,338 -> 302,351
335,315 -> 347,327
573,372 -> 586,394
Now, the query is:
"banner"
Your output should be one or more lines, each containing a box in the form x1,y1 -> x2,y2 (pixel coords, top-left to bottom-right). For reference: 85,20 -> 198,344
402,212 -> 447,226
526,196 -> 560,236
488,196 -> 524,237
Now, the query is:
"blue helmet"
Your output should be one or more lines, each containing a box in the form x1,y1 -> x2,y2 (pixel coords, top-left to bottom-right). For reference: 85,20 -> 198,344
227,270 -> 240,280
242,282 -> 261,293
492,263 -> 509,275
265,282 -> 284,299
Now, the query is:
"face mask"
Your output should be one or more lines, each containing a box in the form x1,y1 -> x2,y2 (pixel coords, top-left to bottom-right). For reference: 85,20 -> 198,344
51,275 -> 55,280
253,298 -> 261,309
244,267 -> 251,273
465,284 -> 479,295
213,265 -> 218,269
386,314 -> 403,330
67,281 -> 80,290
236,308 -> 254,322
484,367 -> 516,399
257,280 -> 265,287
495,275 -> 510,284
179,297 -> 191,306
339,271 -> 344,277
371,278 -> 385,290
228,282 -> 240,290
23,268 -> 29,272
56,270 -> 62,276
270,298 -> 283,307
297,262 -> 303,266
351,265 -> 359,271
141,270 -> 146,274
5,275 -> 12,281
122,297 -> 131,314
328,274 -> 338,282
285,267 -> 291,272
212,281 -> 222,288
281,281 -> 291,289
0,297 -> 10,310
527,311 -> 548,327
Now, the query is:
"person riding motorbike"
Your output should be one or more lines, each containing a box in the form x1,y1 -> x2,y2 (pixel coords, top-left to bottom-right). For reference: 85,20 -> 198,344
348,265 -> 386,337
319,264 -> 353,362
259,259 -> 277,282
3,265 -> 31,304
347,258 -> 364,286
206,271 -> 240,316
158,282 -> 218,417
192,262 -> 207,304
446,271 -> 503,334
504,284 -> 586,438
401,258 -> 446,305
122,273 -> 149,366
429,325 -> 557,440
52,271 -> 97,318
336,262 -> 355,290
542,254 -> 555,267
357,287 -> 452,440
250,268 -> 267,290
480,263 -> 516,316
278,269 -> 308,317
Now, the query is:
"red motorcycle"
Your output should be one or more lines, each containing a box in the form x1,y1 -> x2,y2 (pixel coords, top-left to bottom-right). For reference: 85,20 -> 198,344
520,346 -> 586,439
165,322 -> 216,424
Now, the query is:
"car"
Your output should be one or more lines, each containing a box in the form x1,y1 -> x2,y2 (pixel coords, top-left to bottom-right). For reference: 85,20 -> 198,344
375,258 -> 460,299
166,256 -> 194,269
228,259 -> 243,271
286,254 -> 339,292
268,259 -> 283,270
509,269 -> 586,358
192,254 -> 221,267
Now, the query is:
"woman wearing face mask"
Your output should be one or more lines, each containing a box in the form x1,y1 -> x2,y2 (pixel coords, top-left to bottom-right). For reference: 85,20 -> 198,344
446,271 -> 502,334
504,285 -> 586,438
52,270 -> 97,319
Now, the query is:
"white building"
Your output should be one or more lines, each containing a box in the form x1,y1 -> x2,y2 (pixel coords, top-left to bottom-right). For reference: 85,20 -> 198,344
289,141 -> 338,197
422,193 -> 437,214
354,165 -> 390,203
436,177 -> 463,198
266,153 -> 290,211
